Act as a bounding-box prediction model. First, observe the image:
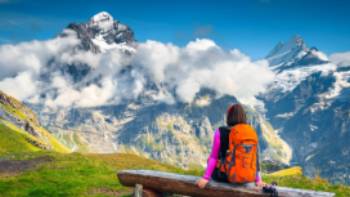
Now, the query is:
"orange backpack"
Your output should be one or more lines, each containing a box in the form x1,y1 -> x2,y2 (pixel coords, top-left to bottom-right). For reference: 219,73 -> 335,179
218,124 -> 258,183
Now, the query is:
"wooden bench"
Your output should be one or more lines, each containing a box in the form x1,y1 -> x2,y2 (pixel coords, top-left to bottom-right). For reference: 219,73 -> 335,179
117,170 -> 335,197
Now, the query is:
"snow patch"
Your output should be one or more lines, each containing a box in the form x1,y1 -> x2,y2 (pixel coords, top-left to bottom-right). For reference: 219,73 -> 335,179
275,111 -> 295,119
268,63 -> 336,93
309,124 -> 318,132
320,72 -> 350,100
91,34 -> 135,53
90,11 -> 114,32
305,154 -> 315,162
194,96 -> 211,107
310,49 -> 328,61
310,70 -> 350,112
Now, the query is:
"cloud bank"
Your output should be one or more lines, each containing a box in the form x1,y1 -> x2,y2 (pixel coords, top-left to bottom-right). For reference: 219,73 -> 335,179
0,32 -> 275,108
330,52 -> 350,67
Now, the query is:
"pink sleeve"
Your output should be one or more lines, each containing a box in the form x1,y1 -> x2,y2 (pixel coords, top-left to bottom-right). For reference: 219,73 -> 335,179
203,128 -> 220,180
255,171 -> 262,183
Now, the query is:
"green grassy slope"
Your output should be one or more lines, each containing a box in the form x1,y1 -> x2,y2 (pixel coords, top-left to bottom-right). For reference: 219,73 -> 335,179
0,152 -> 191,197
0,119 -> 69,155
0,121 -> 41,155
0,151 -> 348,197
0,152 -> 348,197
0,91 -> 69,154
268,166 -> 303,177
264,167 -> 350,197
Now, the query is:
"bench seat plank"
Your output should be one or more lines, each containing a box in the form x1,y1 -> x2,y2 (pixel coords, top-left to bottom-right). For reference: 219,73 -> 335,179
117,170 -> 334,197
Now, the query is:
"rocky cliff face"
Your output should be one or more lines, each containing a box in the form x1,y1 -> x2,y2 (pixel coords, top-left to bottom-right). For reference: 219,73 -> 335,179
34,89 -> 291,167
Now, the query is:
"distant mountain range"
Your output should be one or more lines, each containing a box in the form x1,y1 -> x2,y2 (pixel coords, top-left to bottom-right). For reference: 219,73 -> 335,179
27,11 -> 291,167
0,11 -> 349,184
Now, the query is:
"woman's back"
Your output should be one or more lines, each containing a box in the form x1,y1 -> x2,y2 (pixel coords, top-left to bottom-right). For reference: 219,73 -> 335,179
196,104 -> 263,188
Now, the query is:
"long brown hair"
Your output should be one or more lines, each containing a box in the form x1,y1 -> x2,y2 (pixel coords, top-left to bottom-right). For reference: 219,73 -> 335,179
226,103 -> 247,127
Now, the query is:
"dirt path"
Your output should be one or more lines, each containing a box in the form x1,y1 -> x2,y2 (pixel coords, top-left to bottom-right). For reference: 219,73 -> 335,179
89,187 -> 132,197
0,155 -> 53,176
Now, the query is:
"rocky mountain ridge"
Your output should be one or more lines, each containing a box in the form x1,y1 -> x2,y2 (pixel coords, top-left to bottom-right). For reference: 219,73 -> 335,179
262,36 -> 350,184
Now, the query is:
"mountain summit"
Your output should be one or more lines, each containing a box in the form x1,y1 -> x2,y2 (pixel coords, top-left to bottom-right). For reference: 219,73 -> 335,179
62,11 -> 134,53
266,35 -> 328,72
89,11 -> 115,31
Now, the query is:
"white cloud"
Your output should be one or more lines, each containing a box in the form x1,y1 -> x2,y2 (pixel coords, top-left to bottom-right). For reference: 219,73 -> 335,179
176,78 -> 201,103
0,72 -> 37,100
133,39 -> 274,104
330,52 -> 350,66
0,34 -> 275,108
185,38 -> 218,52
0,31 -> 79,80
76,78 -> 116,107
133,40 -> 180,83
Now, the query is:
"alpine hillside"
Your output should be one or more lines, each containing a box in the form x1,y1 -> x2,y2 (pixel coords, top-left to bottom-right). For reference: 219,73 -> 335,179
0,90 -> 69,155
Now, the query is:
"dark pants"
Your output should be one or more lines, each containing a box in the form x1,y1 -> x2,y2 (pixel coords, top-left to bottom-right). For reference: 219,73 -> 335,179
212,168 -> 256,188
211,168 -> 228,183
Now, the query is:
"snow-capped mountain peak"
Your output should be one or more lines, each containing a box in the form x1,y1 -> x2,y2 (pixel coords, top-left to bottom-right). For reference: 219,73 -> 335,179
290,34 -> 305,48
62,12 -> 134,53
90,11 -> 113,23
266,35 -> 328,72
89,11 -> 114,32
266,35 -> 307,67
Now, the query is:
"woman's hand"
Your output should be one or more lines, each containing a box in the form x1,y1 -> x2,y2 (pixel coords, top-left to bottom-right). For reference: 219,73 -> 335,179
255,180 -> 266,187
196,178 -> 209,189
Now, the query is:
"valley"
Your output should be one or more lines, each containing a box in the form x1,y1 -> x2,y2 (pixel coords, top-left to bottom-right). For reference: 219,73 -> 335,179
0,11 -> 349,196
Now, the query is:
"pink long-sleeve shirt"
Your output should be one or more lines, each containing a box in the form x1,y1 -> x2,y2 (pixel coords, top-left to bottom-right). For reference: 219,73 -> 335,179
203,128 -> 262,183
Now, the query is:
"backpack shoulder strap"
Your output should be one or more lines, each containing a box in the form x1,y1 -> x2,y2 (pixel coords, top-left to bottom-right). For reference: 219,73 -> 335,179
229,125 -> 240,143
218,126 -> 230,160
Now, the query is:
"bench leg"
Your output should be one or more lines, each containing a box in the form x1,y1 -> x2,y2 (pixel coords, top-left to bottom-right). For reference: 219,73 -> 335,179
134,184 -> 161,197
133,184 -> 143,197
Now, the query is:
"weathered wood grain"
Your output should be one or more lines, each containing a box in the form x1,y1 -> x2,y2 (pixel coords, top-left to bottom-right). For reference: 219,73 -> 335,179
117,170 -> 335,197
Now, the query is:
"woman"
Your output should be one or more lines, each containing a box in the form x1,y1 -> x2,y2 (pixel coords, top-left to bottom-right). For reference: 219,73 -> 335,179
196,103 -> 264,188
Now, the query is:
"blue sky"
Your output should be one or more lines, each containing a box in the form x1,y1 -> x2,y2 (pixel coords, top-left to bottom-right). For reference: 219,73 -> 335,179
0,0 -> 349,59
